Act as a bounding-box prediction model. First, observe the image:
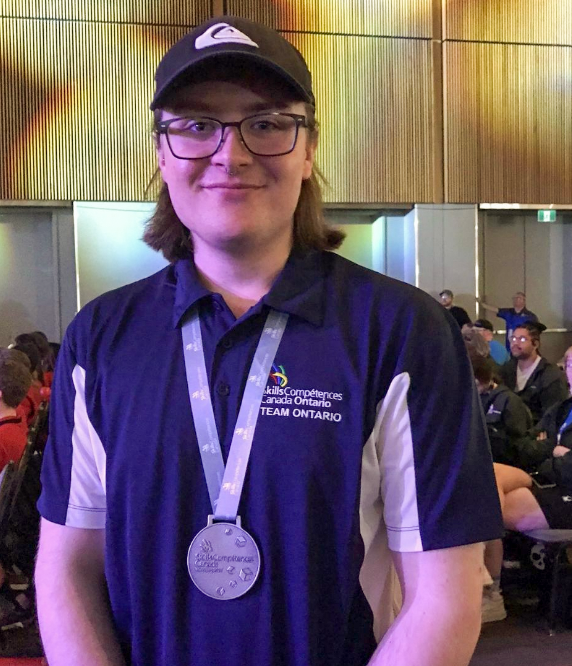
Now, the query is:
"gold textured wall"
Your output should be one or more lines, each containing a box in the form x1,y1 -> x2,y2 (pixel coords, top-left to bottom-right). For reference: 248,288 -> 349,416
2,1 -> 571,204
0,19 -> 189,200
446,0 -> 572,45
445,42 -> 572,203
444,0 -> 572,203
0,0 -> 437,203
226,0 -> 433,37
2,1 -> 212,25
291,33 -> 433,202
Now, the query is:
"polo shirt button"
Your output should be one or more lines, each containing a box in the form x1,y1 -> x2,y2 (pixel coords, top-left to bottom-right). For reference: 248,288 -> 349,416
222,339 -> 233,350
216,382 -> 230,397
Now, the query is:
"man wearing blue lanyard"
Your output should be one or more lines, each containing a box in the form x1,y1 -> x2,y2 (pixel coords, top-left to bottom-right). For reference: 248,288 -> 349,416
35,16 -> 502,666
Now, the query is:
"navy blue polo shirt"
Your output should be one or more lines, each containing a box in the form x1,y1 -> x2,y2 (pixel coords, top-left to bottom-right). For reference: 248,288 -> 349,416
39,249 -> 502,666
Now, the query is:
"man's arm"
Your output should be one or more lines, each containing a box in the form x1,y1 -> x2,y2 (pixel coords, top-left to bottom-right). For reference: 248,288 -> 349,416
368,543 -> 482,666
35,519 -> 126,666
477,298 -> 499,316
540,377 -> 569,419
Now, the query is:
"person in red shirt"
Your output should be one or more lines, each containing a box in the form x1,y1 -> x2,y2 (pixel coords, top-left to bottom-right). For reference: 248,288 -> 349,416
0,359 -> 32,471
11,343 -> 43,427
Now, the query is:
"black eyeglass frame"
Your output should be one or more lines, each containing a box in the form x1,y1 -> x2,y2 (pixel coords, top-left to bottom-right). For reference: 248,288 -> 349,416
156,112 -> 309,160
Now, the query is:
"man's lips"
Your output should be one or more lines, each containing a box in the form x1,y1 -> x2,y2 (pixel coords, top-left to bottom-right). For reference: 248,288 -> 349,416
202,183 -> 262,190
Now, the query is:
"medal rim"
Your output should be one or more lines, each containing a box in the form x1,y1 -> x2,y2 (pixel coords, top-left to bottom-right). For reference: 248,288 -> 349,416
187,521 -> 261,601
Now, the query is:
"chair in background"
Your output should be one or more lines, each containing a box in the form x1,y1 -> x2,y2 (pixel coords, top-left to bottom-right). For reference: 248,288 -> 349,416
519,529 -> 572,634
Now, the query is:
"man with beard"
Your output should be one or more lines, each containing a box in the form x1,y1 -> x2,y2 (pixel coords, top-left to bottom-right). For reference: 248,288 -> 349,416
500,322 -> 567,424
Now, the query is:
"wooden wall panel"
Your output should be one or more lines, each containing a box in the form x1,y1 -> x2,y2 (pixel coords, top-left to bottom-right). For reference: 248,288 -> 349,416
445,42 -> 572,203
0,18 -> 187,200
2,1 -> 211,26
226,0 -> 433,37
289,33 -> 433,202
0,16 -> 434,203
445,0 -> 572,46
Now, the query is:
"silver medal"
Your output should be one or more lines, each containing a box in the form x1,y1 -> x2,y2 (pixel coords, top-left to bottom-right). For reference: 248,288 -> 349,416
187,516 -> 261,600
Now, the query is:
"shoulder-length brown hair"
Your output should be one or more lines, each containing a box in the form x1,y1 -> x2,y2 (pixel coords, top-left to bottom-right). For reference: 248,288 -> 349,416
143,105 -> 345,263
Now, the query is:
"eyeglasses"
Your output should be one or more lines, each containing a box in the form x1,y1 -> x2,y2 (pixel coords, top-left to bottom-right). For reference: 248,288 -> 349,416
510,336 -> 531,343
156,112 -> 308,160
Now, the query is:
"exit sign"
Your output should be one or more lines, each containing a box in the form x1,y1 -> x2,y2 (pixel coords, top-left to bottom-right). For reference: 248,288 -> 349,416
538,210 -> 556,222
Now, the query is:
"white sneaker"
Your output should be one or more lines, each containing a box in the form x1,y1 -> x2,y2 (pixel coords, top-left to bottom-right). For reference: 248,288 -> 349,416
481,585 -> 507,624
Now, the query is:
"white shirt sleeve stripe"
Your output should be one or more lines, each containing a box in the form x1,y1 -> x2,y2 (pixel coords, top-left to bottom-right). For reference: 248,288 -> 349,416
359,372 -> 420,639
65,364 -> 107,529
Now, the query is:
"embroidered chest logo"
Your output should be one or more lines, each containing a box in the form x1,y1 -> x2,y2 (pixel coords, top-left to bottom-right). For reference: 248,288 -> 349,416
270,364 -> 288,388
260,364 -> 345,423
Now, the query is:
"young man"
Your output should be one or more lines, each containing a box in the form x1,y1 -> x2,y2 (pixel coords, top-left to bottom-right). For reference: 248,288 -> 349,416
499,322 -> 568,425
438,289 -> 471,328
473,319 -> 510,365
472,356 -> 537,469
0,359 -> 32,471
479,291 -> 538,351
35,16 -> 502,666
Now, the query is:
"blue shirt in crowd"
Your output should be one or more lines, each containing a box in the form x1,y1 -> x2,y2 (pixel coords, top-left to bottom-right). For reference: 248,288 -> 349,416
489,339 -> 510,365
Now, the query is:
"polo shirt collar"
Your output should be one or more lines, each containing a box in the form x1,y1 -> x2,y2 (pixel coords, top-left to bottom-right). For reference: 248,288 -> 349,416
171,259 -> 212,328
171,248 -> 326,328
263,248 -> 325,327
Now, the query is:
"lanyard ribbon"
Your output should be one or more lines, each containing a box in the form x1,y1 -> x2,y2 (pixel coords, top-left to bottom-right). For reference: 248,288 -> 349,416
182,308 -> 288,522
557,405 -> 572,444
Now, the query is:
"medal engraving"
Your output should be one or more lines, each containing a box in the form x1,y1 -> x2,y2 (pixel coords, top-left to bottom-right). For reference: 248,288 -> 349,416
188,520 -> 260,600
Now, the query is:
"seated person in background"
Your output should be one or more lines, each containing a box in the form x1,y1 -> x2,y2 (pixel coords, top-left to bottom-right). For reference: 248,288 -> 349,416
499,322 -> 568,425
439,289 -> 471,328
14,333 -> 52,397
0,359 -> 32,471
473,319 -> 510,365
473,356 -> 534,468
482,347 -> 572,624
11,343 -> 43,427
462,325 -> 492,360
479,291 -> 538,351
27,331 -> 54,389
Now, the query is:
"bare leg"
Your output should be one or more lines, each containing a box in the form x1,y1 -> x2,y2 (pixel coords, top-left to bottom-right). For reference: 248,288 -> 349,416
504,487 -> 549,532
484,539 -> 503,580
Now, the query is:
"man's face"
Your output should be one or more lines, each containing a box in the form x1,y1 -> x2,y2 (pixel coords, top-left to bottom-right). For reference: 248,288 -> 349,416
156,77 -> 316,254
439,293 -> 452,308
510,328 -> 537,359
512,293 -> 525,310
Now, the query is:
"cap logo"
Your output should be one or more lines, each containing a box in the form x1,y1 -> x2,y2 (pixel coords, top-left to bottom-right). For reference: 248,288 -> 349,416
195,23 -> 259,50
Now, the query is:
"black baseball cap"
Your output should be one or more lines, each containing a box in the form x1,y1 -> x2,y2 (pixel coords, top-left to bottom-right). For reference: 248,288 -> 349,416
151,16 -> 314,110
473,319 -> 493,332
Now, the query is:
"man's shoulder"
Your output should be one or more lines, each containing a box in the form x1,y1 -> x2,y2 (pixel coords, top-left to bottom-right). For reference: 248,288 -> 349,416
74,265 -> 174,326
324,252 -> 442,315
523,308 -> 538,320
64,265 -> 175,357
537,357 -> 565,380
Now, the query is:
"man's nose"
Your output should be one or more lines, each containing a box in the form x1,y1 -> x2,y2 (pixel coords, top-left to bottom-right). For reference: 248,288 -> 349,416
212,125 -> 252,167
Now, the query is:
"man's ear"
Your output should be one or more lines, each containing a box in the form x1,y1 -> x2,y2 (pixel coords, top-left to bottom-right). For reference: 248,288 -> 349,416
302,133 -> 318,181
156,139 -> 168,179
